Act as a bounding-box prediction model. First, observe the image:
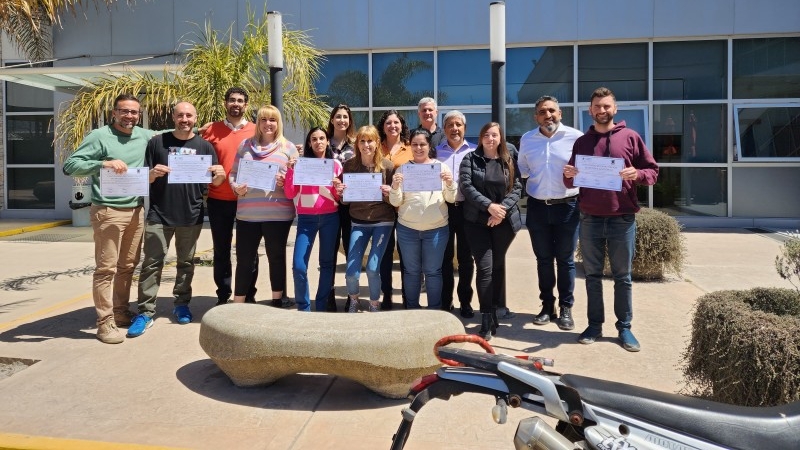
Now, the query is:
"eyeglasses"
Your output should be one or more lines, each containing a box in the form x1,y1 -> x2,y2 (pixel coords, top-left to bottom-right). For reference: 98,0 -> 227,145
114,108 -> 141,116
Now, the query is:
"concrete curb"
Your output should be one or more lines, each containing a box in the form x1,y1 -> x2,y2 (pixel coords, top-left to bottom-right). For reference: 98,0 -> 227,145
0,220 -> 72,238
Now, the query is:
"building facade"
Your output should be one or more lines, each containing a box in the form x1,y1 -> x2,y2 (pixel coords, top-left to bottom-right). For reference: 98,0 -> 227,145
1,0 -> 799,227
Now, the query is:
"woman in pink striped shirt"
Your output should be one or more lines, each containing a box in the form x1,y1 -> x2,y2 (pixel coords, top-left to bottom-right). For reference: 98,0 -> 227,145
284,127 -> 344,311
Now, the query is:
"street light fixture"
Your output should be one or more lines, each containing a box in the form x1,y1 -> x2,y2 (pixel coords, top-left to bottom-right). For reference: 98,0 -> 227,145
490,1 -> 506,135
267,11 -> 283,113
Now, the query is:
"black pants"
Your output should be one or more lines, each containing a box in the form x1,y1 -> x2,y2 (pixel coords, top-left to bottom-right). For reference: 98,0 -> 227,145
464,220 -> 516,313
234,219 -> 292,296
207,198 -> 257,302
333,204 -> 352,282
441,203 -> 474,310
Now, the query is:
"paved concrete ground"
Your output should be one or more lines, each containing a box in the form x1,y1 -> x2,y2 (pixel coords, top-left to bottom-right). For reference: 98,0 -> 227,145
0,220 -> 795,449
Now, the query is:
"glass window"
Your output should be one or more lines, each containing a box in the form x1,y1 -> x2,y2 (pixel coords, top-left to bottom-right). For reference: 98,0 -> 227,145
579,107 -> 649,144
653,104 -> 726,163
7,167 -> 55,209
505,107 -> 574,147
578,43 -> 648,102
6,115 -> 55,164
735,106 -> 800,159
653,40 -> 727,100
437,49 -> 490,105
508,46 -> 573,104
4,62 -> 54,112
372,52 -> 434,108
654,167 -> 728,217
316,54 -> 369,108
733,37 -> 800,99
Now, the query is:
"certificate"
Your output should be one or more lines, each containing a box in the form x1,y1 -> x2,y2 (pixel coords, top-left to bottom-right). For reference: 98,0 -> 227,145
343,173 -> 383,202
236,159 -> 279,192
168,154 -> 212,184
293,158 -> 335,186
574,155 -> 624,192
401,163 -> 442,192
100,167 -> 149,197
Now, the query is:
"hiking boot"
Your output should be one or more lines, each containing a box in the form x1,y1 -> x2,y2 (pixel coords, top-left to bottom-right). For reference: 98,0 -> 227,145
531,305 -> 556,325
557,306 -> 575,331
619,329 -> 641,352
127,314 -> 153,338
97,319 -> 124,344
577,326 -> 602,345
173,305 -> 193,325
113,310 -> 135,328
347,296 -> 359,313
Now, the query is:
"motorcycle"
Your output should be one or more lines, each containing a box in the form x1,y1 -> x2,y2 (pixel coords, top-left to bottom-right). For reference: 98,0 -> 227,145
390,335 -> 800,450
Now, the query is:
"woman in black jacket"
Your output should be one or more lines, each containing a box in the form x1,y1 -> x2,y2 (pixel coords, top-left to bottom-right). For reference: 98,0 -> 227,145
459,122 -> 522,340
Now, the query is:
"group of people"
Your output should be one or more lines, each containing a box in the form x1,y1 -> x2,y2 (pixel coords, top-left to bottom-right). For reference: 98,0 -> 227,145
65,86 -> 658,353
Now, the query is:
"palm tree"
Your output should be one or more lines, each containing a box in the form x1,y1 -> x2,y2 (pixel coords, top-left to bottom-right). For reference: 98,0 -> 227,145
55,8 -> 330,158
0,0 -> 132,63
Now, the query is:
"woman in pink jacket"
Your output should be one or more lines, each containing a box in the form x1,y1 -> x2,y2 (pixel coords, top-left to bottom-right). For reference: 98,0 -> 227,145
284,127 -> 344,311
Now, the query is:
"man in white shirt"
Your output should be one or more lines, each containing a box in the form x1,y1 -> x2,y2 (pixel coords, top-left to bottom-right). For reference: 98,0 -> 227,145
435,110 -> 476,318
518,96 -> 583,330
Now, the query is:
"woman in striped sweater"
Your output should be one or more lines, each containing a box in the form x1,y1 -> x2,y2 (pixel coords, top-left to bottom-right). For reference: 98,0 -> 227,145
284,127 -> 344,312
229,105 -> 299,307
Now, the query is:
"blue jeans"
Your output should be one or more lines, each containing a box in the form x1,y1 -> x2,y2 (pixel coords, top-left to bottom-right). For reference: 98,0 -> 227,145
346,224 -> 393,301
526,197 -> 580,308
579,213 -> 636,331
396,223 -> 449,309
293,212 -> 340,312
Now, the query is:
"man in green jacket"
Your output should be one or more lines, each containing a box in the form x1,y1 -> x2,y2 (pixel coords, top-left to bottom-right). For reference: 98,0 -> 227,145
63,93 -> 155,344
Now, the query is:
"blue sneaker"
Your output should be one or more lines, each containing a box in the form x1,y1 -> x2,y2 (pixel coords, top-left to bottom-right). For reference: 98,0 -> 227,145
577,326 -> 602,345
618,329 -> 641,352
173,305 -> 192,324
127,314 -> 153,337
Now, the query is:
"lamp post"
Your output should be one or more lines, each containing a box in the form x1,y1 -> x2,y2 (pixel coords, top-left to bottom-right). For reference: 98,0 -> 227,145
490,2 -> 506,134
267,11 -> 283,113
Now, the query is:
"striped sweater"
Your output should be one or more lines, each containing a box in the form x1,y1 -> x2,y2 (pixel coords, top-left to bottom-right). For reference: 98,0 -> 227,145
230,137 -> 299,222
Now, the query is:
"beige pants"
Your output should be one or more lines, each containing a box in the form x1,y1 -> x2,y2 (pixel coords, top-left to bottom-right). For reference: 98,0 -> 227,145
90,205 -> 144,325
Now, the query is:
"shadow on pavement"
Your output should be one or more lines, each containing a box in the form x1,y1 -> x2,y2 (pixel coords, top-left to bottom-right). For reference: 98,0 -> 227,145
0,306 -> 96,342
175,360 -> 407,411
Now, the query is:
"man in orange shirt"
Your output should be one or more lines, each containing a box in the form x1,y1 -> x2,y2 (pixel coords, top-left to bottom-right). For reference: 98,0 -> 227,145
202,87 -> 258,305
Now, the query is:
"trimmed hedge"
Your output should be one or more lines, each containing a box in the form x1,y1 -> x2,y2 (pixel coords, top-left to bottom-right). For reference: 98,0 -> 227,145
681,287 -> 800,406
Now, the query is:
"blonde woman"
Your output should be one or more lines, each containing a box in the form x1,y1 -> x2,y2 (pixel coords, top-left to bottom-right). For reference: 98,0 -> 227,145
229,105 -> 299,307
341,125 -> 394,312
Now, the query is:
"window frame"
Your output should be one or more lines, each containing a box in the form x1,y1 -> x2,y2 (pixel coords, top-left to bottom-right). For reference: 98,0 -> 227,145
733,102 -> 800,162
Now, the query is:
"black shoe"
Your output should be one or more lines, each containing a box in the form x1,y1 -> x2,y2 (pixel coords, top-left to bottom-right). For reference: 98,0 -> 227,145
327,289 -> 338,312
215,299 -> 229,306
271,296 -> 295,308
459,304 -> 475,318
381,293 -> 393,311
477,313 -> 493,341
531,304 -> 556,326
577,326 -> 602,345
496,307 -> 516,320
557,306 -> 575,330
244,297 -> 256,304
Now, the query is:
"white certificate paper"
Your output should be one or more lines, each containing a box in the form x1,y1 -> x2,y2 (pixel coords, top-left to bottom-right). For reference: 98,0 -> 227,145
168,154 -> 212,184
402,163 -> 442,192
343,173 -> 383,202
574,155 -> 624,192
293,158 -> 335,186
236,159 -> 279,192
100,167 -> 150,197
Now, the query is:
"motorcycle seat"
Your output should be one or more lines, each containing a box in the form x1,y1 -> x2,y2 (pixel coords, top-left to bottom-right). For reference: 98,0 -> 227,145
560,374 -> 800,450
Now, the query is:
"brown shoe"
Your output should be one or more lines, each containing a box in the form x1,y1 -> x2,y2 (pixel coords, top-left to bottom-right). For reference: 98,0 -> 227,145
113,310 -> 135,328
97,319 -> 125,344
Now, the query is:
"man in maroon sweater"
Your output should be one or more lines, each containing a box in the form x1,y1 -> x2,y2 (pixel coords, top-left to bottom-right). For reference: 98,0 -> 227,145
563,87 -> 659,352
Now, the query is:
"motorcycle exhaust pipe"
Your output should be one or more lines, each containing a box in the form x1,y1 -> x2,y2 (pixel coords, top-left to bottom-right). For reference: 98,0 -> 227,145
513,417 -> 579,450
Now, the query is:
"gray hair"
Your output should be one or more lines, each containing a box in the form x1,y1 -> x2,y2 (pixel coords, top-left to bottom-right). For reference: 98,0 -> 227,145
418,97 -> 437,109
443,110 -> 466,126
534,95 -> 560,110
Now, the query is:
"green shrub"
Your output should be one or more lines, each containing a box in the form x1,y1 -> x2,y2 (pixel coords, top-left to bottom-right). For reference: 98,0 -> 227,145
681,287 -> 800,406
577,208 -> 686,280
775,231 -> 800,291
